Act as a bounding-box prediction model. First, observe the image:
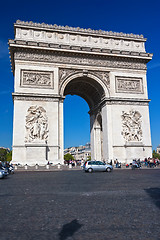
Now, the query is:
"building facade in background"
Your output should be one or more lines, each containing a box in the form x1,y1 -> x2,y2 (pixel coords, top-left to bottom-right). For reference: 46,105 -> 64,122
64,143 -> 91,161
9,20 -> 152,165
157,145 -> 160,154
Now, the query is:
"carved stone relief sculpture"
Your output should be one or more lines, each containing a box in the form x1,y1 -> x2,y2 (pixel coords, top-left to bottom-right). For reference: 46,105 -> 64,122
121,110 -> 142,142
116,77 -> 143,93
14,51 -> 147,71
95,72 -> 110,87
59,68 -> 110,88
25,105 -> 48,142
21,70 -> 54,88
59,68 -> 77,83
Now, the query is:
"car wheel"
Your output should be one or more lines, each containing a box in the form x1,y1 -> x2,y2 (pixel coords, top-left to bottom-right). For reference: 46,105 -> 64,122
106,167 -> 111,172
88,168 -> 93,173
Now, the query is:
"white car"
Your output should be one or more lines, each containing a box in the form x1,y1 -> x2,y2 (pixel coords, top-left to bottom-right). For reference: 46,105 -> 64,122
83,161 -> 113,173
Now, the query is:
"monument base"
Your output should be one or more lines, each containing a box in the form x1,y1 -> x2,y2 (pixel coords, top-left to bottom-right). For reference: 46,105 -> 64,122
25,142 -> 47,166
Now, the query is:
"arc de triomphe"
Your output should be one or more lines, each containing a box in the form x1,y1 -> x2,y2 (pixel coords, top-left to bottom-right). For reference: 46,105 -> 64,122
9,20 -> 152,165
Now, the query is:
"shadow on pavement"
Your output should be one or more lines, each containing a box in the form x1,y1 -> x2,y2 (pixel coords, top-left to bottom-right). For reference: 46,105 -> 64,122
145,188 -> 160,209
58,219 -> 83,240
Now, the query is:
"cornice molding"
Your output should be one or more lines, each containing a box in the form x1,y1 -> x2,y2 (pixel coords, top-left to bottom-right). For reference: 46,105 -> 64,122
15,20 -> 145,41
89,97 -> 150,115
12,92 -> 65,102
9,39 -> 152,59
106,97 -> 150,104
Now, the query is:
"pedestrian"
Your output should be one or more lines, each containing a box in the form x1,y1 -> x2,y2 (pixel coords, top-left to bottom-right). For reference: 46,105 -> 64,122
145,158 -> 148,167
115,159 -> 118,168
153,159 -> 156,167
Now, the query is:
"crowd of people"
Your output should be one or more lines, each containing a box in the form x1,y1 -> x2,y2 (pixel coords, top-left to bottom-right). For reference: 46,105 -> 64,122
129,158 -> 160,169
63,157 -> 160,169
143,157 -> 160,168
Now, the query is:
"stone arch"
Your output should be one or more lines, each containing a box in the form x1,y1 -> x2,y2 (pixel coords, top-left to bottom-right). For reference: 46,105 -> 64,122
60,72 -> 108,161
59,71 -> 109,110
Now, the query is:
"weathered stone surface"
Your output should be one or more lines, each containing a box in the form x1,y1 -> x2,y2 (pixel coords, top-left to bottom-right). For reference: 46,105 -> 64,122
9,21 -> 152,165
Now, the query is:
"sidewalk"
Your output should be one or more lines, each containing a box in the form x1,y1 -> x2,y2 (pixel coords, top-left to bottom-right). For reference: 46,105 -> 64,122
14,164 -> 160,172
14,164 -> 82,172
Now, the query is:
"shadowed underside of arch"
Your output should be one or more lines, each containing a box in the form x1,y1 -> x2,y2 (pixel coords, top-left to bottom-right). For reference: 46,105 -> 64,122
64,77 -> 105,110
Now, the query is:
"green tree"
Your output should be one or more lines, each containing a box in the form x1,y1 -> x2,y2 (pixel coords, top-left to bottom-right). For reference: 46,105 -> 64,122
6,151 -> 12,162
152,150 -> 160,160
64,153 -> 74,162
0,148 -> 7,162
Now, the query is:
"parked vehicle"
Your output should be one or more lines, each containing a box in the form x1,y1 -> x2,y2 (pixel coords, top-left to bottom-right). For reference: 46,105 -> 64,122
8,164 -> 14,174
0,169 -> 8,179
0,162 -> 14,176
83,161 -> 113,173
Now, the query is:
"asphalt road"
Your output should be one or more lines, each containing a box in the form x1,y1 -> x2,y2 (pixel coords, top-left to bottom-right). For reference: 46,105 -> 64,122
0,169 -> 160,240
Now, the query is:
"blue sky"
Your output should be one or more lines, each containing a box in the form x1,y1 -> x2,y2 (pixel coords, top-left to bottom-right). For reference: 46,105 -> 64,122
0,0 -> 160,150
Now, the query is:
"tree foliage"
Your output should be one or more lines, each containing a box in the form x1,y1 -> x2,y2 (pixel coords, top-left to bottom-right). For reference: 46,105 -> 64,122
152,150 -> 160,160
0,148 -> 8,162
0,148 -> 12,162
64,153 -> 74,161
6,151 -> 12,162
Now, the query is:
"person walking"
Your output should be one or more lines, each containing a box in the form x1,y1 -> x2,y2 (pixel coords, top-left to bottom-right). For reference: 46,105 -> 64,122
115,159 -> 118,168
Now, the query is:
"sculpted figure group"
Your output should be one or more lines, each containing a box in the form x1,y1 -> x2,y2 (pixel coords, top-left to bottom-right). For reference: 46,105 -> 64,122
23,71 -> 51,87
121,110 -> 142,142
25,105 -> 48,142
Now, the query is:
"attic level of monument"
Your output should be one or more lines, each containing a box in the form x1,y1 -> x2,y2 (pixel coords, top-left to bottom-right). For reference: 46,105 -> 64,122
9,21 -> 153,74
15,20 -> 145,40
10,20 -> 153,55
9,20 -> 152,166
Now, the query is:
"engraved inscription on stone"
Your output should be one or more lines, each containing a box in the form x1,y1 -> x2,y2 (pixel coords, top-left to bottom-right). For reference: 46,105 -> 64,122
116,77 -> 143,93
25,105 -> 48,142
121,110 -> 142,142
21,70 -> 54,88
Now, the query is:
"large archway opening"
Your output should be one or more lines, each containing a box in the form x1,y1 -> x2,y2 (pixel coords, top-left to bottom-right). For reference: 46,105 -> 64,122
63,76 -> 105,110
62,75 -> 106,161
64,95 -> 90,149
